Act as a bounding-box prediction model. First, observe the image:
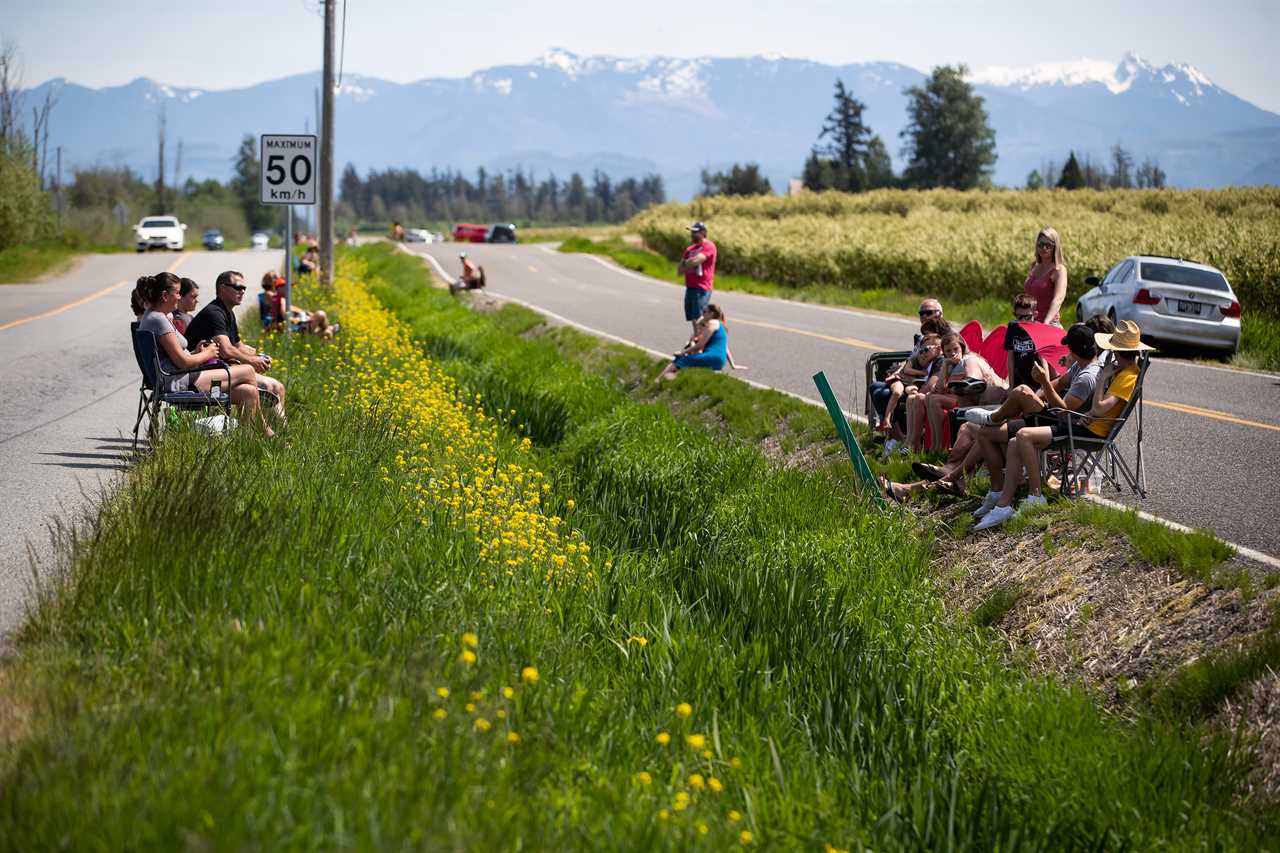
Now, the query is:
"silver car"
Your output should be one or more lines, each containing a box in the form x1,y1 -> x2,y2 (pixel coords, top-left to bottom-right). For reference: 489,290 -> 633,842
1075,255 -> 1242,354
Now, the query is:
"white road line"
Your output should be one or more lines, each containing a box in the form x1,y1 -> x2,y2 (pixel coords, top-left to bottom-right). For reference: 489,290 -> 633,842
399,243 -> 1276,568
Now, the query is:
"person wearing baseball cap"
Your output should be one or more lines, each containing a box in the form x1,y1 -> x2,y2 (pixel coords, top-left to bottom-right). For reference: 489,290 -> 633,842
676,221 -> 717,343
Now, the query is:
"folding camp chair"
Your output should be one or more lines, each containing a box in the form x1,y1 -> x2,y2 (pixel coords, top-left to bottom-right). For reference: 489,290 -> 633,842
864,349 -> 913,427
130,323 -> 233,452
1040,353 -> 1150,498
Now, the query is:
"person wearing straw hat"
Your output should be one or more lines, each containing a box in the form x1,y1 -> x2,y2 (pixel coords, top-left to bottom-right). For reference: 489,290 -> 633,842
973,319 -> 1151,530
677,221 -> 717,344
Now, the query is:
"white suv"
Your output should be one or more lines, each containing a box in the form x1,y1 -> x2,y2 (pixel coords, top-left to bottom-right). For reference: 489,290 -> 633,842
135,216 -> 187,252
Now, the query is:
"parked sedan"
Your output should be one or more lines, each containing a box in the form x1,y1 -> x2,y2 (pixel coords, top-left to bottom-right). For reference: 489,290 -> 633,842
1075,255 -> 1242,354
404,228 -> 434,243
250,232 -> 271,250
202,228 -> 224,250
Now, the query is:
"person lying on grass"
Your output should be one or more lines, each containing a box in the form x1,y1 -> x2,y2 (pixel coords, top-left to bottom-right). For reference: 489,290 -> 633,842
881,322 -> 1102,505
260,272 -> 337,338
655,303 -> 746,382
135,272 -> 273,434
973,320 -> 1149,530
876,333 -> 941,435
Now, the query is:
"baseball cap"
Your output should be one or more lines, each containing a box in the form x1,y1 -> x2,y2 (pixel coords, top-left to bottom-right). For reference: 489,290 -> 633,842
687,221 -> 707,233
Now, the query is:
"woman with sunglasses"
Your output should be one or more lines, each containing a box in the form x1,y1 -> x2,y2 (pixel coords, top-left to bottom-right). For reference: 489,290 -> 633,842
1024,227 -> 1067,327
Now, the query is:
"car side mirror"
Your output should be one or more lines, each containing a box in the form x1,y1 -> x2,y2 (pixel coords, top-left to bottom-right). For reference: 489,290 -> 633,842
1084,276 -> 1100,287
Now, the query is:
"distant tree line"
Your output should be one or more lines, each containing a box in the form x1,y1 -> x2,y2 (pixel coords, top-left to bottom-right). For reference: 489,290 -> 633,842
338,165 -> 666,225
1028,144 -> 1168,190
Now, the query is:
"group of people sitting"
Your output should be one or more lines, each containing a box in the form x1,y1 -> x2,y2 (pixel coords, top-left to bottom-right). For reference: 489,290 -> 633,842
258,271 -> 337,338
130,270 -> 293,436
870,295 -> 1151,529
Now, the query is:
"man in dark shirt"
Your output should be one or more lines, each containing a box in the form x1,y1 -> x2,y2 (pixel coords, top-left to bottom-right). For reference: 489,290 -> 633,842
187,270 -> 287,422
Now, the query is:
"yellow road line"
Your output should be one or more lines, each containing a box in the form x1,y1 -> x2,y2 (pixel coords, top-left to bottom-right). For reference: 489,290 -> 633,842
0,253 -> 189,333
732,317 -> 882,351
735,315 -> 1280,435
1147,400 -> 1280,433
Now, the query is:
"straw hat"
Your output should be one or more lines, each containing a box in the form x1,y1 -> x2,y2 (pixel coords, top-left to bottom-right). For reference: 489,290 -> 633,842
1095,319 -> 1155,352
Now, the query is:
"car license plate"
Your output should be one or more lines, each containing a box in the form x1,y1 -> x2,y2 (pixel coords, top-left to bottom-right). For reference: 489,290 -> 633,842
1176,300 -> 1201,315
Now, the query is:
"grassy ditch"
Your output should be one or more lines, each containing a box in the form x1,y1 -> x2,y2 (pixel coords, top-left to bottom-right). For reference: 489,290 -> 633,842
1,244 -> 1274,847
0,237 -> 127,284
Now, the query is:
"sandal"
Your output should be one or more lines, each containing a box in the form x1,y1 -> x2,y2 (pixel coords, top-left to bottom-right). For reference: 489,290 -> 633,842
911,462 -> 947,482
930,478 -> 966,498
877,476 -> 907,504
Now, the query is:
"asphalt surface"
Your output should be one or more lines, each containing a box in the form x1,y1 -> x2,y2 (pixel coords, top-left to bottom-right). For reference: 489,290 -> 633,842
0,249 -> 282,640
413,241 -> 1280,561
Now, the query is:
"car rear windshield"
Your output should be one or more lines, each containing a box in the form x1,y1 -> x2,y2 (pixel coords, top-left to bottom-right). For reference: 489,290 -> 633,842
142,219 -> 176,228
1141,262 -> 1230,292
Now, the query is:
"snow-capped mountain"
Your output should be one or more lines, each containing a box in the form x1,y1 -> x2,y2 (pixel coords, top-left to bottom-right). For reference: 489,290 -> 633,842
18,50 -> 1280,198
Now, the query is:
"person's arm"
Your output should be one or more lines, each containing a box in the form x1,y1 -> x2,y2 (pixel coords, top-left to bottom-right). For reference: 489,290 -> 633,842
1043,266 -> 1068,323
1034,359 -> 1075,410
677,251 -> 708,273
726,346 -> 746,370
1089,364 -> 1123,416
158,331 -> 218,370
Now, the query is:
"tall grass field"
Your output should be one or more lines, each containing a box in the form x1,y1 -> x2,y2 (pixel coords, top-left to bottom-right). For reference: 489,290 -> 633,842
634,188 -> 1280,369
0,244 -> 1274,848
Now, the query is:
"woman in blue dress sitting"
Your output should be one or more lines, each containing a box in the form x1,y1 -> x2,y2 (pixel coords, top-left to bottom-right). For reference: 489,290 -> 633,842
656,303 -> 746,382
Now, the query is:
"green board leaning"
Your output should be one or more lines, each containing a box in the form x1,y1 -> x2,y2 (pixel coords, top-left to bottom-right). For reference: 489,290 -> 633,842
812,371 -> 887,510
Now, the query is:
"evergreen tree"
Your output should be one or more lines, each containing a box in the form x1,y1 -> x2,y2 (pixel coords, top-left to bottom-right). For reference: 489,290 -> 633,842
900,65 -> 997,189
1109,143 -> 1135,189
863,135 -> 896,189
1025,169 -> 1043,190
230,134 -> 277,231
802,150 -> 837,191
816,80 -> 871,192
1056,151 -> 1085,190
699,162 -> 772,196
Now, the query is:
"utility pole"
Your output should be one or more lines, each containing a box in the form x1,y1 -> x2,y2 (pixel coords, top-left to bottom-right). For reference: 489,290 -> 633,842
55,145 -> 62,226
319,0 -> 335,286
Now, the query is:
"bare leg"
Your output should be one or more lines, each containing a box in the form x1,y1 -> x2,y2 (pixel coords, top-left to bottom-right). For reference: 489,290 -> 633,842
906,395 -> 926,451
655,362 -> 679,383
230,383 -> 272,436
882,381 -> 904,429
987,385 -> 1044,424
1016,426 -> 1053,497
994,436 -> 1027,508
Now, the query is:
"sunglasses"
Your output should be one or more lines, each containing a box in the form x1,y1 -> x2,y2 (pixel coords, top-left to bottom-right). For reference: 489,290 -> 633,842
918,308 -> 939,317
1037,241 -> 1055,250
224,283 -> 247,292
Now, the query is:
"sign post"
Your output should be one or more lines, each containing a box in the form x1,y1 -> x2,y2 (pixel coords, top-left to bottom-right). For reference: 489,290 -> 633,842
812,371 -> 887,509
260,134 -> 318,338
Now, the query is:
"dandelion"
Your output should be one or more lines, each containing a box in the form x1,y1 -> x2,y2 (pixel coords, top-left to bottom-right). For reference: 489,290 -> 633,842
688,773 -> 705,789
675,702 -> 692,718
697,823 -> 709,835
432,708 -> 447,720
672,792 -> 690,812
460,650 -> 477,665
635,771 -> 652,785
728,810 -> 742,823
708,776 -> 723,792
686,733 -> 706,750
521,666 -> 539,684
461,632 -> 479,649
739,830 -> 753,844
502,686 -> 514,699
566,499 -> 575,509
465,703 -> 476,713
474,718 -> 491,732
506,731 -> 521,745
702,749 -> 714,759
469,690 -> 485,701
730,757 -> 743,769
435,687 -> 450,699
657,810 -> 669,821
627,635 -> 648,647
655,731 -> 671,746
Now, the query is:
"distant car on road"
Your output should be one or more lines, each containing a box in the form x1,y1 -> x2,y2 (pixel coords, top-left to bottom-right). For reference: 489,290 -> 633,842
202,228 -> 224,250
135,216 -> 186,252
1076,255 -> 1242,354
452,223 -> 489,243
486,223 -> 517,243
250,232 -> 271,251
405,228 -> 434,243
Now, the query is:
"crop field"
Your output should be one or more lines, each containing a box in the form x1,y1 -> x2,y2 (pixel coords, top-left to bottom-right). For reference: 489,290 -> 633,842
634,188 -> 1280,366
1,244 -> 1275,848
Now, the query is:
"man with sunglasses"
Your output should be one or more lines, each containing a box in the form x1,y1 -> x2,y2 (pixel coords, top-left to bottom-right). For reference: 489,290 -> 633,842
186,270 -> 287,423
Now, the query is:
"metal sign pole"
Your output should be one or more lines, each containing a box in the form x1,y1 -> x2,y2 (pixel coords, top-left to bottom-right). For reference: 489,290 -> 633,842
284,205 -> 293,341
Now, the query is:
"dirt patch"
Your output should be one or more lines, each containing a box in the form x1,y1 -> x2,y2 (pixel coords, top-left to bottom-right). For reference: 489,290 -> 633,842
931,502 -> 1276,702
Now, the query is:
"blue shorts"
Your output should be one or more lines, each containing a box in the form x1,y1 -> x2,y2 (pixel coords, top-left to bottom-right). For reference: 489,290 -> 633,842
684,288 -> 711,322
673,352 -> 726,371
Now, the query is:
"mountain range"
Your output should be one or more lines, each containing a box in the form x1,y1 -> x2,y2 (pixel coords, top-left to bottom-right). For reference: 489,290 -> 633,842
20,49 -> 1280,200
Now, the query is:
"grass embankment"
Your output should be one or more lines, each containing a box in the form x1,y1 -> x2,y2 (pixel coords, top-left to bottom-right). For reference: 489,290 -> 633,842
620,189 -> 1280,371
0,237 -> 127,283
1,243 -> 1275,847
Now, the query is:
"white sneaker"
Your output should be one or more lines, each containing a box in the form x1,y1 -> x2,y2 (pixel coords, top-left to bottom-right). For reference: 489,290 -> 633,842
963,408 -> 994,426
1016,494 -> 1048,516
897,443 -> 910,457
972,490 -> 1002,519
973,504 -> 1014,531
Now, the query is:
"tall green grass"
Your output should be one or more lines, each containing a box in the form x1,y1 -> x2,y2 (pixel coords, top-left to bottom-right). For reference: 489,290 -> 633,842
1,243 -> 1273,848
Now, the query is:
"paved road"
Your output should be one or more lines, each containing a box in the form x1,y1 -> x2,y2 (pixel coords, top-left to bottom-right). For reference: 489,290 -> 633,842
0,250 -> 282,640
413,242 -> 1280,561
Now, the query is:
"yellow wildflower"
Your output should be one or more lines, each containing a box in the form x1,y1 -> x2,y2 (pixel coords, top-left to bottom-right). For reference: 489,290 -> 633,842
689,773 -> 705,789
655,731 -> 671,746
708,776 -> 723,792
628,635 -> 649,647
506,731 -> 521,745
657,810 -> 669,821
460,649 -> 477,664
435,687 -> 450,699
728,810 -> 742,823
432,708 -> 447,720
521,666 -> 539,684
474,718 -> 491,732
740,830 -> 753,844
636,771 -> 652,785
465,703 -> 476,713
502,686 -> 515,699
686,733 -> 706,750
461,632 -> 479,649
675,702 -> 692,718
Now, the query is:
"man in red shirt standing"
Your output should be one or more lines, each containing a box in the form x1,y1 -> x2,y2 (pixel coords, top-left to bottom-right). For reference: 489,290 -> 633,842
677,221 -> 716,342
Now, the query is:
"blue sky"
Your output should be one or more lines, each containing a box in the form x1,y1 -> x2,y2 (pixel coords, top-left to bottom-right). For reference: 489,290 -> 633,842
4,0 -> 1278,111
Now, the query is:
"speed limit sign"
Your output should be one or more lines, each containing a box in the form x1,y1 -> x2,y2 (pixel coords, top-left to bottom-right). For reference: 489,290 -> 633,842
260,134 -> 317,205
